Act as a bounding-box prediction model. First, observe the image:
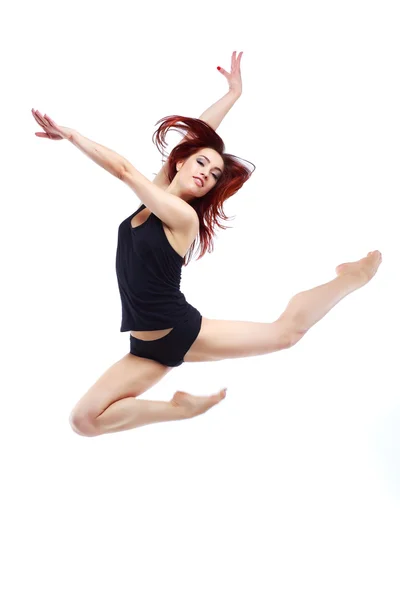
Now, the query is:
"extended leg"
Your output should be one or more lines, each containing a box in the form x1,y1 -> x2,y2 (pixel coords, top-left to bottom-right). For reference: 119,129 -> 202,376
183,251 -> 382,362
70,353 -> 183,437
279,251 -> 382,335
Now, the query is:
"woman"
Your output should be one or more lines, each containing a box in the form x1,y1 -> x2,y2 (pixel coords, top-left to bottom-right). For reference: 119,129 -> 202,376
32,51 -> 382,437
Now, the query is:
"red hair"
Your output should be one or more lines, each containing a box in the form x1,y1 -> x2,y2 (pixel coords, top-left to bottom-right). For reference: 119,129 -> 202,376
152,115 -> 256,266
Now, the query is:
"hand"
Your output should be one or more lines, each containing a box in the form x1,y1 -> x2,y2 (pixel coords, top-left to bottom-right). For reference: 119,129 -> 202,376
31,109 -> 74,141
217,51 -> 243,97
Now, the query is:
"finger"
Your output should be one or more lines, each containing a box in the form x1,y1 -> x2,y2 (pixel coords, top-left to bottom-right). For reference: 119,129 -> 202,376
237,51 -> 243,71
33,108 -> 45,121
43,114 -> 53,127
33,114 -> 48,130
217,66 -> 228,77
33,109 -> 48,129
32,108 -> 42,123
233,51 -> 243,71
44,114 -> 61,135
45,114 -> 58,129
35,131 -> 62,141
35,109 -> 50,129
38,114 -> 54,133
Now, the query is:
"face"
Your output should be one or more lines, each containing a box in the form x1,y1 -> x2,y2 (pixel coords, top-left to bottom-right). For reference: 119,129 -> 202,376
172,148 -> 225,201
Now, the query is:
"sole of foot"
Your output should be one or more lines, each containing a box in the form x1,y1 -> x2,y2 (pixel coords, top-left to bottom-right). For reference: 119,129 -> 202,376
170,388 -> 228,418
335,250 -> 382,284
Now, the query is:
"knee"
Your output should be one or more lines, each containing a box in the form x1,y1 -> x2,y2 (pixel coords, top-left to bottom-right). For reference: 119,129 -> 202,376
287,326 -> 307,348
278,317 -> 307,349
69,411 -> 99,437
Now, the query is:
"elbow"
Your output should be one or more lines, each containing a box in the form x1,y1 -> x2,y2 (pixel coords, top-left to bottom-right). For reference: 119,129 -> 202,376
118,163 -> 144,189
117,162 -> 128,181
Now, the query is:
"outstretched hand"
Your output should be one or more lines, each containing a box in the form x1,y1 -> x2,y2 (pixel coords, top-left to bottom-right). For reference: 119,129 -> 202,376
31,109 -> 74,141
217,51 -> 243,97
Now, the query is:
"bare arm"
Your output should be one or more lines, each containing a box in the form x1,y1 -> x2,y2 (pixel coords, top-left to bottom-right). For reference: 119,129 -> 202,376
69,91 -> 240,187
69,131 -> 127,179
68,130 -> 196,232
152,51 -> 243,187
32,109 -> 130,180
65,88 -> 241,184
152,90 -> 241,188
68,90 -> 241,182
197,89 -> 241,130
68,91 -> 241,184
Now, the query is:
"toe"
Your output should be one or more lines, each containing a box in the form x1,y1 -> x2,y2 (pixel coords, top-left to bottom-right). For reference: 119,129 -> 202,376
368,251 -> 380,260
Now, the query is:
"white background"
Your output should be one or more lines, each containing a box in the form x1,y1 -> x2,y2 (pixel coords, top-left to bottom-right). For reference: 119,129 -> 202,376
1,0 -> 399,598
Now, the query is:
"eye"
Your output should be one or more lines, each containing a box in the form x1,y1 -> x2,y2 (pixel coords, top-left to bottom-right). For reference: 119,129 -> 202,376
197,158 -> 219,181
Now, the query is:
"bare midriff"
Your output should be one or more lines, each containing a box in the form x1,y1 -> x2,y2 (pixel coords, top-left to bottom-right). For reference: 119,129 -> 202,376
130,327 -> 174,341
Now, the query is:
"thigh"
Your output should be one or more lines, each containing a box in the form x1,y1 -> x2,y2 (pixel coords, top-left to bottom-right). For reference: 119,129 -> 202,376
183,316 -> 296,362
71,352 -> 173,423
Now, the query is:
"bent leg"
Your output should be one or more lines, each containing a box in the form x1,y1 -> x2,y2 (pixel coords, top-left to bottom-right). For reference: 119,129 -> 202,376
70,353 -> 181,436
70,351 -> 226,436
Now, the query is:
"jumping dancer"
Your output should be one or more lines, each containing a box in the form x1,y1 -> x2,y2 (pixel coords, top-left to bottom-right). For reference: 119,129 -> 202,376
31,51 -> 382,437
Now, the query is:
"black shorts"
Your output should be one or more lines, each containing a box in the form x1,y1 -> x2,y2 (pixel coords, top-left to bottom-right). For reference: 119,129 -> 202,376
129,304 -> 202,367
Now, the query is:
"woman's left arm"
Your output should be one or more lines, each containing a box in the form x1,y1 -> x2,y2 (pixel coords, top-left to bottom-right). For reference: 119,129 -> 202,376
151,51 -> 243,186
197,89 -> 241,132
197,50 -> 243,129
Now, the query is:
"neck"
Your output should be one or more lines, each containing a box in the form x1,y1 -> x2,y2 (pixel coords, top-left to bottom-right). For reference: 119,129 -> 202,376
166,180 -> 194,203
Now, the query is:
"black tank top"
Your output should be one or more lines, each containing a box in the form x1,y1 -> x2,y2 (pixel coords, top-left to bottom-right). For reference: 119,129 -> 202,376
115,204 -> 190,331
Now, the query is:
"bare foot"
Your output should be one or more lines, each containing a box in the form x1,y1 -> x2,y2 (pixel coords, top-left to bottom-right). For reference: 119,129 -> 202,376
335,250 -> 382,286
169,388 -> 228,418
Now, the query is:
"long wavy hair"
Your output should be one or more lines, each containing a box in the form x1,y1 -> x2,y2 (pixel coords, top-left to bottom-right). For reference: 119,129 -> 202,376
152,115 -> 256,266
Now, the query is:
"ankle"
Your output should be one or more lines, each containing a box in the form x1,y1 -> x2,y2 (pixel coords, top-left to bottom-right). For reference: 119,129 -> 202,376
337,272 -> 366,290
168,399 -> 192,420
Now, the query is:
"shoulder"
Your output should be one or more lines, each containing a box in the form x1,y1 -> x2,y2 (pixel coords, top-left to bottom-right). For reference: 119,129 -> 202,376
170,204 -> 198,239
183,206 -> 199,245
164,205 -> 198,257
188,205 -> 200,228
186,207 -> 200,249
151,169 -> 199,234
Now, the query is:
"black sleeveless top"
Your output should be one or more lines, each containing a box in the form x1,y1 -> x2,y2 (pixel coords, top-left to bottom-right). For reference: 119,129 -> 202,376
115,204 -> 190,331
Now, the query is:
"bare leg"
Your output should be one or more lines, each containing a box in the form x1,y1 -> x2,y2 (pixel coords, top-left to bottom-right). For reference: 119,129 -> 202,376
80,389 -> 228,436
72,252 -> 382,436
183,251 -> 383,362
70,344 -> 228,437
280,250 -> 383,336
91,398 -> 187,435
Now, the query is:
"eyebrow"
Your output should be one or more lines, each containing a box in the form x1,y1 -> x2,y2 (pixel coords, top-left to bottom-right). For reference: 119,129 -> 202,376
198,155 -> 223,174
